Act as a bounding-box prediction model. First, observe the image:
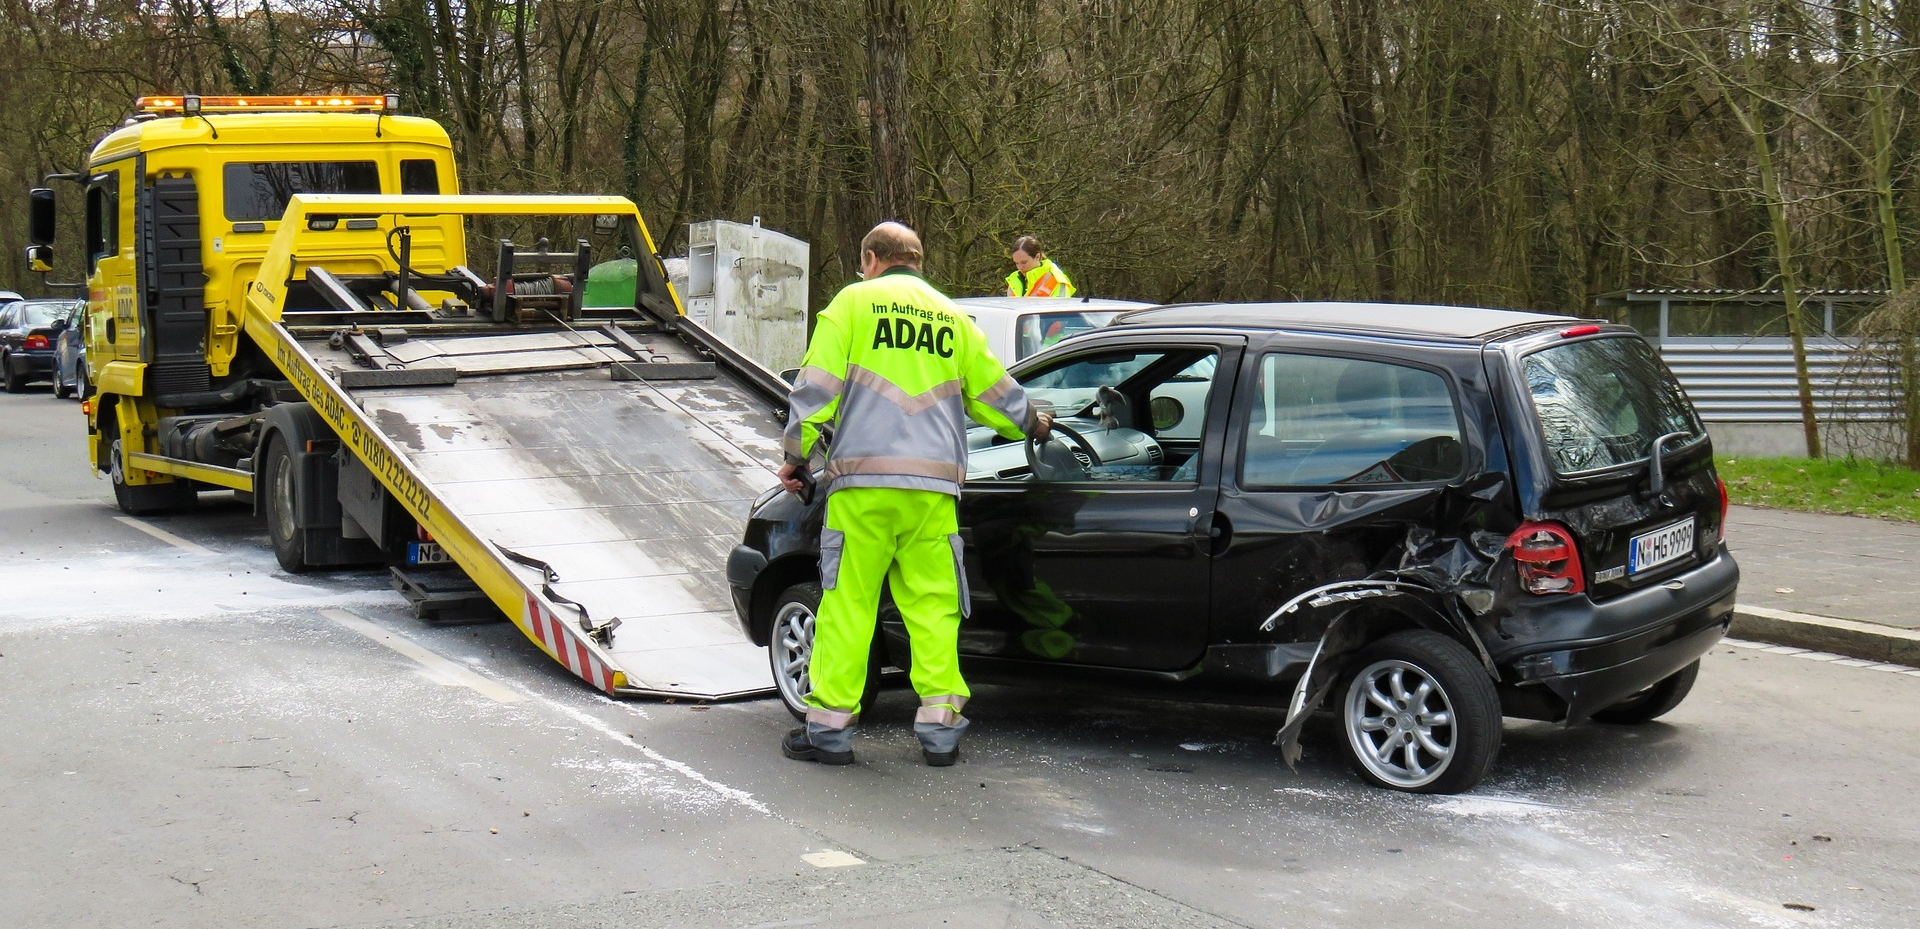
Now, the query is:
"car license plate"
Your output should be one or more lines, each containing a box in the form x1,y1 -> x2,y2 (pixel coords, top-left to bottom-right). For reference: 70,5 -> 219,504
1628,517 -> 1695,575
408,541 -> 451,565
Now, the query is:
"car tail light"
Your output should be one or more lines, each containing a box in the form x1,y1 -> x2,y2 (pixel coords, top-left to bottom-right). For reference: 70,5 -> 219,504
1507,521 -> 1585,595
417,524 -> 433,542
24,334 -> 49,350
1716,477 -> 1729,543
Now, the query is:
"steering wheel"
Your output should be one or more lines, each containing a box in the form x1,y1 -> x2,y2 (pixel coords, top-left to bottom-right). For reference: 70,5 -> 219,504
1025,421 -> 1103,482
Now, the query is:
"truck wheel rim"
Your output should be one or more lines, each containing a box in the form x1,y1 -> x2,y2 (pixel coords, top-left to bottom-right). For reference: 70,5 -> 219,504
271,454 -> 296,542
772,600 -> 814,710
109,439 -> 125,485
1346,658 -> 1456,789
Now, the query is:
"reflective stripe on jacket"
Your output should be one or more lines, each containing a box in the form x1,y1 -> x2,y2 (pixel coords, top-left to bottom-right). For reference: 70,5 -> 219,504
1004,258 -> 1076,298
784,267 -> 1037,497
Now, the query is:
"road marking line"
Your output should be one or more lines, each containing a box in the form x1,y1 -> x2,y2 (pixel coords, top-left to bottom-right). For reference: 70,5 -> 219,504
513,686 -> 772,816
322,608 -> 524,703
112,516 -> 216,556
1723,637 -> 1918,673
802,850 -> 865,868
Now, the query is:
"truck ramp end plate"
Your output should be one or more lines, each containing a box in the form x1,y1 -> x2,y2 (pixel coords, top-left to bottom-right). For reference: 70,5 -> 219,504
346,359 -> 785,701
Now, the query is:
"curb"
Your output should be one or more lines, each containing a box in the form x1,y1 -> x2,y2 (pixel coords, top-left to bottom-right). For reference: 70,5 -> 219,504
1730,604 -> 1920,667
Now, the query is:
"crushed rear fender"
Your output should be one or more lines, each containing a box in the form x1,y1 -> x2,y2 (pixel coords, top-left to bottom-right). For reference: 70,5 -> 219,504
1268,525 -> 1505,768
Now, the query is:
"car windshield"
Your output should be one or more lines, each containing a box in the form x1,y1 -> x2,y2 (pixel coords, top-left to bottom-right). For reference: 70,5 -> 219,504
18,302 -> 64,328
1524,336 -> 1704,474
1014,310 -> 1119,360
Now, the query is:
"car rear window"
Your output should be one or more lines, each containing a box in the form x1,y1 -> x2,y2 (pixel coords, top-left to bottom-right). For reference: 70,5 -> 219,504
19,302 -> 63,327
1524,336 -> 1704,474
1015,311 -> 1118,359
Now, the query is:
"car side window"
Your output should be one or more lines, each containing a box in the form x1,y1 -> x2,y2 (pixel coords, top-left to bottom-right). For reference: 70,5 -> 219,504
1241,353 -> 1462,487
967,347 -> 1219,483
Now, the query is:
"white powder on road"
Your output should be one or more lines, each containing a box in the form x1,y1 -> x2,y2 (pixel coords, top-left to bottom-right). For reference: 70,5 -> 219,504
0,546 -> 401,630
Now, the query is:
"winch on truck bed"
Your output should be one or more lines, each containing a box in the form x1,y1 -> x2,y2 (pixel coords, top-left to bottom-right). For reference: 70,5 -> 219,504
25,96 -> 791,699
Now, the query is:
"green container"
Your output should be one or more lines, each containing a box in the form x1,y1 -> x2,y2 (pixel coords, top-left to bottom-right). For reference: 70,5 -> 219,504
581,258 -> 638,309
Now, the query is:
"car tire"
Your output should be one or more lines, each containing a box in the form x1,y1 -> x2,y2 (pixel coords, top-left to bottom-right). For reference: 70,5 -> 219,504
767,581 -> 883,722
1590,660 -> 1699,725
53,367 -> 72,399
1337,629 -> 1502,794
77,361 -> 92,400
1,354 -> 22,393
263,435 -> 310,574
109,436 -> 195,515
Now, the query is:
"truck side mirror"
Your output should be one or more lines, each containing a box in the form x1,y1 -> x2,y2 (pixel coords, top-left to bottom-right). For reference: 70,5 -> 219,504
28,187 -> 56,246
26,245 -> 53,274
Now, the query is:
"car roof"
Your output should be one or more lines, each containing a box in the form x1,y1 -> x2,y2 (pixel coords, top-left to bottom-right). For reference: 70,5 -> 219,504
0,291 -> 22,303
1110,301 -> 1583,341
955,296 -> 1154,315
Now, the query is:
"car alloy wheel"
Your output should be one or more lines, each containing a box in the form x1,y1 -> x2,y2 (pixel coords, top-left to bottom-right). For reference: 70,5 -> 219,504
1347,658 -> 1459,788
1339,630 -> 1500,793
769,585 -> 817,719
766,580 -> 884,722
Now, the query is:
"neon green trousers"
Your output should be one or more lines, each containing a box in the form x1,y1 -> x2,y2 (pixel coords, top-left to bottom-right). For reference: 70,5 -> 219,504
806,487 -> 970,740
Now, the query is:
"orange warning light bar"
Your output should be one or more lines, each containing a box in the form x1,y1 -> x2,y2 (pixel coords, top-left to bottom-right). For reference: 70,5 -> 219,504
135,94 -> 399,115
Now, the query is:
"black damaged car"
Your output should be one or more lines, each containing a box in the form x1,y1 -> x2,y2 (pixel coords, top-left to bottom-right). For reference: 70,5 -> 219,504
728,302 -> 1738,794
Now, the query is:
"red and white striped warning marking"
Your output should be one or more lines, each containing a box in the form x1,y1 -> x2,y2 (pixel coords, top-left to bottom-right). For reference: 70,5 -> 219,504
524,594 -> 614,693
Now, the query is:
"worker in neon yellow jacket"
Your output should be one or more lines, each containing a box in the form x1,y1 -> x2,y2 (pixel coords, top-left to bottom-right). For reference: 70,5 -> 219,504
777,221 -> 1053,767
1005,235 -> 1075,298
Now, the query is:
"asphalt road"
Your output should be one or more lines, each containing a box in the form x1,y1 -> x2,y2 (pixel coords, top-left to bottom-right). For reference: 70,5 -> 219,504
2,385 -> 1916,929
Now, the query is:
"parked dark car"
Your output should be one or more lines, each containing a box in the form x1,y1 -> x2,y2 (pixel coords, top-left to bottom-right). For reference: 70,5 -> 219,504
51,301 -> 89,399
729,302 -> 1737,794
1,298 -> 77,393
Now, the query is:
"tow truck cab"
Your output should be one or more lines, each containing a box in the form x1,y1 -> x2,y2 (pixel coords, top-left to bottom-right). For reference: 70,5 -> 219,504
25,95 -> 463,512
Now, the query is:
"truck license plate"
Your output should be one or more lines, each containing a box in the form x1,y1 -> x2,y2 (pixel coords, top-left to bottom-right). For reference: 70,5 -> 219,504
408,542 -> 451,565
1628,517 -> 1695,575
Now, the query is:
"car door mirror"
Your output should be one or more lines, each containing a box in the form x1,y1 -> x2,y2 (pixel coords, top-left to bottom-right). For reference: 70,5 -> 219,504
50,317 -> 69,333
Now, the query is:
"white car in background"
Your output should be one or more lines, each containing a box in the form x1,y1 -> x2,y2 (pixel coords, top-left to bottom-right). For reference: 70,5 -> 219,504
954,296 -> 1153,366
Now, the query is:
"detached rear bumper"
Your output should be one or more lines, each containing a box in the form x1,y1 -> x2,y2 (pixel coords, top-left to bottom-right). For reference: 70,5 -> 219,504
1504,549 -> 1739,723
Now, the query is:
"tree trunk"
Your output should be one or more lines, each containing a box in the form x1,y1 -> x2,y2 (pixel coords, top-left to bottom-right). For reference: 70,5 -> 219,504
1742,93 -> 1822,458
866,0 -> 913,226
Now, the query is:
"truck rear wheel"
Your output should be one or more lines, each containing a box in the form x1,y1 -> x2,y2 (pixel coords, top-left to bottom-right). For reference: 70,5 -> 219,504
263,436 -> 310,573
109,437 -> 195,516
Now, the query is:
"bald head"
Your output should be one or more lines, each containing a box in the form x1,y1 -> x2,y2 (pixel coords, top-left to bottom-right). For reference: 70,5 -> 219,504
861,221 -> 924,270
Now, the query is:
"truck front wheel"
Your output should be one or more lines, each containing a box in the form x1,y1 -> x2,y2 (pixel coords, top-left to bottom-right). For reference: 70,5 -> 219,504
109,437 -> 194,516
263,436 -> 309,573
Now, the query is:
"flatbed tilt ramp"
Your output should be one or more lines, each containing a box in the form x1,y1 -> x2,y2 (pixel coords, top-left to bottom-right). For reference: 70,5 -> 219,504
244,195 -> 792,700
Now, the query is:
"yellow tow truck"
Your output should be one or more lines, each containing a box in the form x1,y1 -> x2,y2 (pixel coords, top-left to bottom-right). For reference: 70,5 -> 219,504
26,95 -> 791,699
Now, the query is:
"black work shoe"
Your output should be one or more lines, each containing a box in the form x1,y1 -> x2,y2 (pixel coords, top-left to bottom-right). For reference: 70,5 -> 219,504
922,747 -> 960,767
782,728 -> 854,765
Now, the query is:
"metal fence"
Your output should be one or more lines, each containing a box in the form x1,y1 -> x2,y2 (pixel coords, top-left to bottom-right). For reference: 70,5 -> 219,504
1659,339 -> 1900,423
